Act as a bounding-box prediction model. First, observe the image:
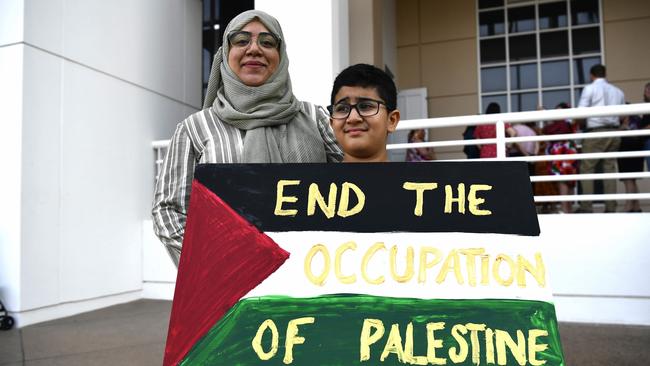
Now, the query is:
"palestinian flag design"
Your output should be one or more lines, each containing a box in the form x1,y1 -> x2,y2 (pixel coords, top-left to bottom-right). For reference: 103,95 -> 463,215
164,163 -> 565,365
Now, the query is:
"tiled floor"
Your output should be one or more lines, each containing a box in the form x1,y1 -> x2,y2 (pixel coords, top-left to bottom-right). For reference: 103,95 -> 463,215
1,299 -> 649,365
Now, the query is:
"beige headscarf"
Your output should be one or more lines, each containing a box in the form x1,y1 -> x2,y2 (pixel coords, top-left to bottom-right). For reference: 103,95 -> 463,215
202,10 -> 326,163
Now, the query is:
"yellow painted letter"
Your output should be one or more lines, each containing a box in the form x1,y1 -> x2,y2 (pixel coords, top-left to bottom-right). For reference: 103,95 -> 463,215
283,317 -> 315,364
304,244 -> 330,286
449,324 -> 469,363
337,182 -> 365,217
418,247 -> 443,283
307,183 -> 337,219
403,182 -> 438,216
361,243 -> 386,285
436,249 -> 464,285
360,319 -> 385,361
493,254 -> 515,287
517,253 -> 546,288
335,241 -> 357,284
445,184 -> 466,214
252,319 -> 279,361
380,324 -> 405,362
466,323 -> 486,365
528,329 -> 549,366
468,184 -> 492,215
426,322 -> 447,365
275,180 -> 300,216
390,245 -> 414,283
495,329 -> 526,365
460,248 -> 485,287
404,322 -> 428,365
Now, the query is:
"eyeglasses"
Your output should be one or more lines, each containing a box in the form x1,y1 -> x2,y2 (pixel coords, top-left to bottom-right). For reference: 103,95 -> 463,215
327,99 -> 387,120
227,31 -> 281,50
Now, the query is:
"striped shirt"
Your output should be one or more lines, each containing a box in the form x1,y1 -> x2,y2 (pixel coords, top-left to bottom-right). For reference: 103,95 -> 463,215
152,102 -> 342,266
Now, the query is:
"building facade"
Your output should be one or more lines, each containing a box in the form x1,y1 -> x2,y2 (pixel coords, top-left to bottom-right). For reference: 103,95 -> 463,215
394,0 -> 650,159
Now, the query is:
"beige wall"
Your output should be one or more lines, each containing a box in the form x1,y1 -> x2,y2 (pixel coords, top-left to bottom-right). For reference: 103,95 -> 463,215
396,0 -> 478,159
394,0 -> 650,159
349,0 -> 384,66
602,0 -> 650,103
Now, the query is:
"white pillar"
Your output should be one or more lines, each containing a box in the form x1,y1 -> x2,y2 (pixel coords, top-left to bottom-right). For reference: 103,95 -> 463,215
255,0 -> 346,107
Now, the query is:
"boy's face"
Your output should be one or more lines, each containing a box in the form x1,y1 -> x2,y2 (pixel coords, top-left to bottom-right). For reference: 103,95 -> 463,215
330,86 -> 399,162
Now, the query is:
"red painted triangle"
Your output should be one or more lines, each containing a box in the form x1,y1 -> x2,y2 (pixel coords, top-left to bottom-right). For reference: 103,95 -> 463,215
163,180 -> 290,366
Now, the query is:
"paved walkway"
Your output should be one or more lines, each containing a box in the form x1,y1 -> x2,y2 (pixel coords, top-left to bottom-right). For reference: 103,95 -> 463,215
1,299 -> 649,365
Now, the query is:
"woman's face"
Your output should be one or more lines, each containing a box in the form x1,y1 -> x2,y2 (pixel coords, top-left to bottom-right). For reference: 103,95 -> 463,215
227,20 -> 280,87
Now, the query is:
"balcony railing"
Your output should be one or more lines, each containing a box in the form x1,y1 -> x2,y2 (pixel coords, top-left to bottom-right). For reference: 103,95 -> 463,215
153,103 -> 650,208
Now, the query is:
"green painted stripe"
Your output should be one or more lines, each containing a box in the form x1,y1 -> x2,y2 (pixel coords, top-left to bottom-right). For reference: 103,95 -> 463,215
181,295 -> 564,365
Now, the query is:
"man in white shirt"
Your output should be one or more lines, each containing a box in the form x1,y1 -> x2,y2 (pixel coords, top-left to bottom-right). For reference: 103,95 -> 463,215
576,64 -> 625,213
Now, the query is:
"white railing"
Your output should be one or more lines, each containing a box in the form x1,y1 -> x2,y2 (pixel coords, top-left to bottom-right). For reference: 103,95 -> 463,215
390,102 -> 650,205
152,103 -> 650,207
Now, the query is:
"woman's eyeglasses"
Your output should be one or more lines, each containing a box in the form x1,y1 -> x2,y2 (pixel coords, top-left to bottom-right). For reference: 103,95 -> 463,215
227,31 -> 281,50
327,99 -> 387,120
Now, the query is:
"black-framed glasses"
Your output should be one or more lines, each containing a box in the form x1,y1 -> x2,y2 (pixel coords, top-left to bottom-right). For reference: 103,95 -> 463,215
227,31 -> 281,50
327,99 -> 387,120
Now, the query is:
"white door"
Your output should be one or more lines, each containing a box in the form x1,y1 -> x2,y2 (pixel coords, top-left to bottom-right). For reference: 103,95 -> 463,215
389,88 -> 428,162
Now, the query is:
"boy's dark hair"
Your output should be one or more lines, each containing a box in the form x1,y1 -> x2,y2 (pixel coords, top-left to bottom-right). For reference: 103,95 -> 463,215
330,64 -> 397,110
590,64 -> 606,78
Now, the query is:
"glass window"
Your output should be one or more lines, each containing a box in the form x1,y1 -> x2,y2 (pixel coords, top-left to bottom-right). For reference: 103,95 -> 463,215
481,38 -> 506,63
509,34 -> 537,61
540,30 -> 569,58
482,67 -> 507,92
508,6 -> 536,33
480,10 -> 505,36
510,63 -> 538,90
511,92 -> 538,112
571,0 -> 599,26
203,49 -> 211,84
479,0 -> 504,9
543,89 -> 571,109
542,60 -> 570,87
574,87 -> 583,107
573,56 -> 600,85
539,2 -> 567,29
203,0 -> 212,22
478,0 -> 602,113
482,95 -> 508,113
572,27 -> 600,54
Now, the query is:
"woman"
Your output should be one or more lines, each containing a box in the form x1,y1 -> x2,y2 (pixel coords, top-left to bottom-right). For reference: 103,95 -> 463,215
152,10 -> 343,266
542,102 -> 577,213
406,129 -> 435,161
474,102 -> 516,158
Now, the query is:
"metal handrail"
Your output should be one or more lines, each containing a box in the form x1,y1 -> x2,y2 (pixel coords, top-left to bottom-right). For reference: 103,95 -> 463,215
152,103 -> 650,206
393,102 -> 650,129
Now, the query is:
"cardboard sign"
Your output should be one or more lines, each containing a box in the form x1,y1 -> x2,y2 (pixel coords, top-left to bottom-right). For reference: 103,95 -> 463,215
164,162 -> 565,366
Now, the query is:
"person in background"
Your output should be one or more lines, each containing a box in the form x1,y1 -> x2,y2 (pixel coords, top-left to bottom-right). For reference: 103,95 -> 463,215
152,10 -> 343,266
462,125 -> 481,159
328,64 -> 400,163
508,123 -> 538,158
474,102 -> 517,158
406,129 -> 436,162
618,101 -> 645,212
575,64 -> 625,213
641,83 -> 650,174
543,102 -> 578,214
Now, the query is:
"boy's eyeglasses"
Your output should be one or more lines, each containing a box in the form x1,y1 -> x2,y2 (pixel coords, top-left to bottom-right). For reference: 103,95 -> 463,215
327,99 -> 387,120
227,31 -> 281,50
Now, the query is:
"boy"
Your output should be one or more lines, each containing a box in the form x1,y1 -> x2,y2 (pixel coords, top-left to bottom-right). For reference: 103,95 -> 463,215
328,64 -> 400,162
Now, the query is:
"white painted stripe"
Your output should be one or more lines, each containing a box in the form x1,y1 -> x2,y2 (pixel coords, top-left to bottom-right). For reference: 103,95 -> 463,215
244,232 -> 554,302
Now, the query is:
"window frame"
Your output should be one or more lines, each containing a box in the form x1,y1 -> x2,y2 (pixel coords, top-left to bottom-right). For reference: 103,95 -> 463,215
476,0 -> 605,113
